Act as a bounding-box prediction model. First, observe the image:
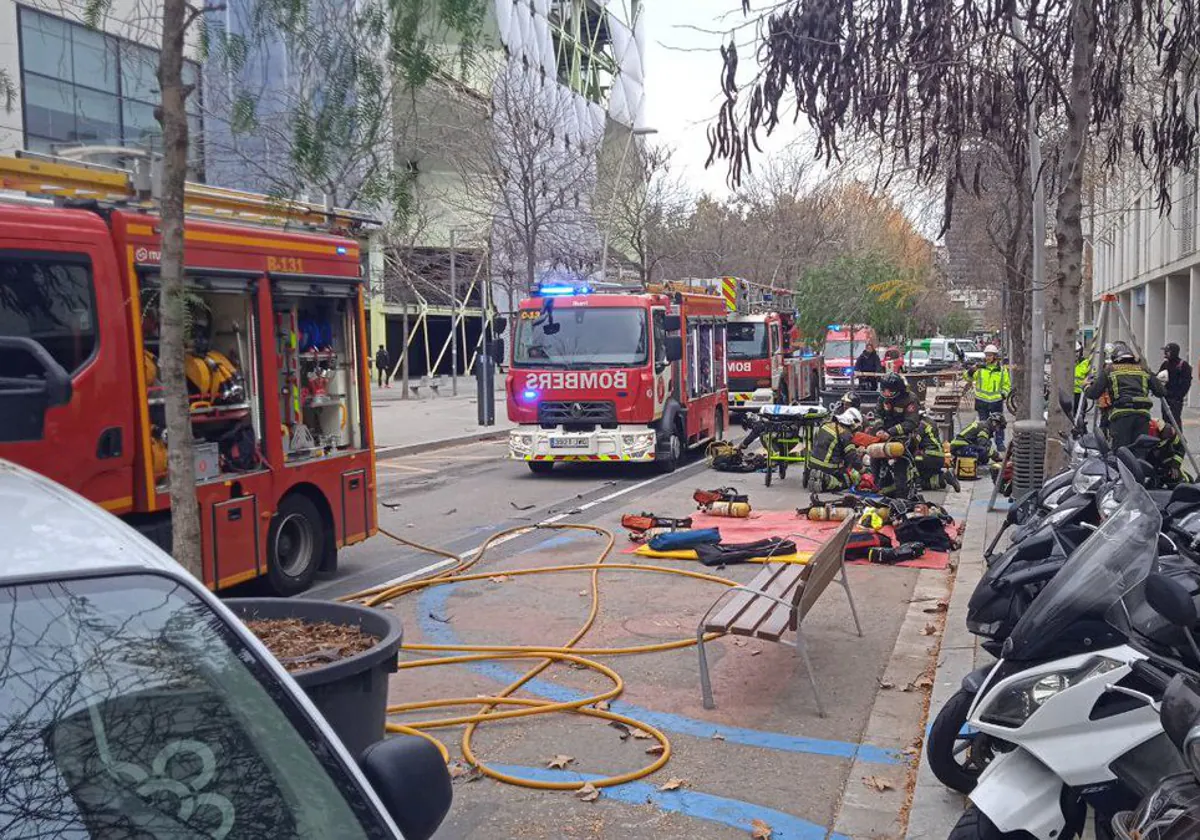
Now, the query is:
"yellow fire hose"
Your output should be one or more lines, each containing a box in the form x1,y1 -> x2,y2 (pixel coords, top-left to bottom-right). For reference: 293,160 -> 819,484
340,523 -> 738,791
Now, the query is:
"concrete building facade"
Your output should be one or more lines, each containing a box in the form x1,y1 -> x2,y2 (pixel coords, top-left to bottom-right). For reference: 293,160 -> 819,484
1091,160 -> 1200,405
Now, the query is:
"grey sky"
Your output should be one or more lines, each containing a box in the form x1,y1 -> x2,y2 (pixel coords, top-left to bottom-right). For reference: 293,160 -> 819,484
642,0 -> 807,197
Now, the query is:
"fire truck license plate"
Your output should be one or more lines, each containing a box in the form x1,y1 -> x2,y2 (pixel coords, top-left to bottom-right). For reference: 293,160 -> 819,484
551,437 -> 590,449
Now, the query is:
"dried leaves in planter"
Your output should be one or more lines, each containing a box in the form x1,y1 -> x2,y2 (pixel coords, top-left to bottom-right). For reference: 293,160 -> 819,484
245,618 -> 377,672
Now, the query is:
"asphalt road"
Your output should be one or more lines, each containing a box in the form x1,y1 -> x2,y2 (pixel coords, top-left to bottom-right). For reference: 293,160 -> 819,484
308,441 -> 712,601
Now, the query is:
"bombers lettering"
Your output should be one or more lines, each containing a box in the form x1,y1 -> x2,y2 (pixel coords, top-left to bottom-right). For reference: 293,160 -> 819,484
525,371 -> 629,390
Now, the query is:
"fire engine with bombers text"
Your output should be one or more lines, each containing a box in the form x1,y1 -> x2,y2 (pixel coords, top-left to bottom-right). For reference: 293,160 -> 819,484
0,152 -> 378,596
506,279 -> 729,473
717,276 -> 822,419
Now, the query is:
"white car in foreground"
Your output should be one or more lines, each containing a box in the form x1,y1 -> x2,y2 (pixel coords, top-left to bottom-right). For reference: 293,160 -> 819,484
0,457 -> 450,840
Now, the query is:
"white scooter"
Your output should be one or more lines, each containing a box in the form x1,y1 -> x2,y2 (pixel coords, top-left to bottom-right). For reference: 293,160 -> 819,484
952,469 -> 1187,840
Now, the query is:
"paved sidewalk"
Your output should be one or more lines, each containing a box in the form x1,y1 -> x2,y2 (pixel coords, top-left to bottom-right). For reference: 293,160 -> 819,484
370,376 -> 513,456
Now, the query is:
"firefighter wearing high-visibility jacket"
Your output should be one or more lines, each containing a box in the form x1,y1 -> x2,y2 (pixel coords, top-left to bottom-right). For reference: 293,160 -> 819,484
807,408 -> 864,491
1085,341 -> 1166,449
1073,342 -> 1091,415
964,344 -> 1010,447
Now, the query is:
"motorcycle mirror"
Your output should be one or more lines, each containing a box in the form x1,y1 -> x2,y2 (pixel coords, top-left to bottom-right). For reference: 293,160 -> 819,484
1145,572 -> 1199,629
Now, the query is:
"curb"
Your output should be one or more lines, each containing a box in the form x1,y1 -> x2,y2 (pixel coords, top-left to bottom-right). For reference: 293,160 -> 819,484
905,481 -> 1002,839
375,428 -> 510,460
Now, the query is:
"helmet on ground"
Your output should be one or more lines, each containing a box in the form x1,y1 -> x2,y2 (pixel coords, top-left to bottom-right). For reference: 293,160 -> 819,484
1111,341 -> 1136,362
835,407 -> 863,428
880,372 -> 906,394
986,413 -> 1007,428
983,344 -> 1000,355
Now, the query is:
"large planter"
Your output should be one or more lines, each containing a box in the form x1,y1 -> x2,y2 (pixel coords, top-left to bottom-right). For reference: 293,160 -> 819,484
227,597 -> 403,758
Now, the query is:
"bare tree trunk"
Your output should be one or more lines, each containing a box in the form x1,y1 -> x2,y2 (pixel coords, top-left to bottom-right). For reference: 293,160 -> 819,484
158,0 -> 202,579
1008,235 -> 1031,420
1045,0 -> 1095,474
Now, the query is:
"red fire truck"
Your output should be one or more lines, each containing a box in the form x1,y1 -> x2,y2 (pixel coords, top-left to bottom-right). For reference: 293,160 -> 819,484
0,153 -> 377,595
719,277 -> 822,417
506,280 -> 728,473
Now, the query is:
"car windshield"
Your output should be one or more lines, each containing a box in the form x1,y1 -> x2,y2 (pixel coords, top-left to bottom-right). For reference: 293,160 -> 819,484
727,323 -> 768,359
0,573 -> 388,840
905,349 -> 930,362
1006,469 -> 1161,661
513,306 -> 648,368
825,340 -> 860,359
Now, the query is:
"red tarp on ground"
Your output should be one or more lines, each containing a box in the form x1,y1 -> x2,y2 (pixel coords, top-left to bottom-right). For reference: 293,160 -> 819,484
623,509 -> 957,570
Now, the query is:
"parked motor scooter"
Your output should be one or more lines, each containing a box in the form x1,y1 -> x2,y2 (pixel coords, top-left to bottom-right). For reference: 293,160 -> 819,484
947,467 -> 1188,840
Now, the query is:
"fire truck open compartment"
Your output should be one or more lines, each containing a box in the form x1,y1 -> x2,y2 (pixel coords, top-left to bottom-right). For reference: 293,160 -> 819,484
271,284 -> 364,462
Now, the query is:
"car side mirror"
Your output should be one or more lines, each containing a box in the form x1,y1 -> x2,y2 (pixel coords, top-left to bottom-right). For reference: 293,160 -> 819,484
358,736 -> 452,840
0,337 -> 73,443
1146,572 -> 1199,629
663,315 -> 681,332
492,317 -> 507,336
664,336 -> 683,363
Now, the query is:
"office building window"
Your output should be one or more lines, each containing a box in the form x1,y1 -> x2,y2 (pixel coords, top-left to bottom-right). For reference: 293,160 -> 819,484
17,7 -> 202,160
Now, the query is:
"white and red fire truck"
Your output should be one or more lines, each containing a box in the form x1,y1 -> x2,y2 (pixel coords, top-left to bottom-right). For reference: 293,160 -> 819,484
718,277 -> 822,417
506,281 -> 729,473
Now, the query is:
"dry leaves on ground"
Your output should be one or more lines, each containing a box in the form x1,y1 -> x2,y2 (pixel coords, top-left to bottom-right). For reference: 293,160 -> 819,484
921,623 -> 937,636
546,754 -> 575,770
595,700 -> 610,711
631,729 -> 653,740
609,722 -> 631,740
489,575 -> 509,583
658,778 -> 687,792
645,744 -> 665,755
711,732 -> 726,741
751,818 -> 773,839
878,679 -> 895,690
863,775 -> 894,792
923,601 -> 949,613
576,783 -> 600,802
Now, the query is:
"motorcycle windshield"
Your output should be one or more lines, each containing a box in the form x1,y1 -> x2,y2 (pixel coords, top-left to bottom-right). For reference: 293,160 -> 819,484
1006,467 -> 1161,661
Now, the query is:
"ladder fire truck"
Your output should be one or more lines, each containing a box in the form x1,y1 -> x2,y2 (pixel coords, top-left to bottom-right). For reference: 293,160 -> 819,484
718,276 -> 823,418
0,152 -> 378,595
506,279 -> 728,473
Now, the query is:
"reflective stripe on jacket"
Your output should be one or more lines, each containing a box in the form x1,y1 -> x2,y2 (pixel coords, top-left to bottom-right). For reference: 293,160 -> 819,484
970,363 -> 1010,403
1108,364 -> 1153,417
809,422 -> 856,470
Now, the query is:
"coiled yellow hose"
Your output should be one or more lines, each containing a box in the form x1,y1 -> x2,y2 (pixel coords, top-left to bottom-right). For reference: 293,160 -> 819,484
340,523 -> 736,790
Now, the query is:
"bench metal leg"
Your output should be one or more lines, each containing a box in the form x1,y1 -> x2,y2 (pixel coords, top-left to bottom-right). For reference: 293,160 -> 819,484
795,628 -> 826,717
838,564 -> 864,637
697,627 -> 716,709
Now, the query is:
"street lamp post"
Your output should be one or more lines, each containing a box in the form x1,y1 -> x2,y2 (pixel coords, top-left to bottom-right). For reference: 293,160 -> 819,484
599,125 -> 657,281
450,227 -> 459,396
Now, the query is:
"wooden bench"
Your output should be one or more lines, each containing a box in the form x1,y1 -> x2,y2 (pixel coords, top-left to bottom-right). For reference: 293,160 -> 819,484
695,518 -> 860,716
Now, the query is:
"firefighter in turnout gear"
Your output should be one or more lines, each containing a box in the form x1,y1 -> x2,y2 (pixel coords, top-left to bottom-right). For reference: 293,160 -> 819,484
1150,422 -> 1188,487
807,408 -> 864,491
1085,341 -> 1166,449
914,420 -> 961,492
965,344 -> 1010,447
950,414 -> 1004,464
870,372 -> 921,498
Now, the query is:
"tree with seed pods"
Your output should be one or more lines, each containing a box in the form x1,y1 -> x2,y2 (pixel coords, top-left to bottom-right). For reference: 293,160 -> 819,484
711,0 -> 1200,472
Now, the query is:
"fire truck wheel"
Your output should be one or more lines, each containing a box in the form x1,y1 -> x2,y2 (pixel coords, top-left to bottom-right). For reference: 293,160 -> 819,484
657,424 -> 684,473
527,461 -> 555,475
267,494 -> 324,595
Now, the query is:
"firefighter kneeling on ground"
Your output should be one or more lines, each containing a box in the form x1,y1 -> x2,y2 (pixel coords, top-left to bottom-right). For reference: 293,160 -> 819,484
869,372 -> 922,498
808,407 -> 864,491
1084,341 -> 1166,449
914,419 -> 961,492
951,414 -> 1005,481
1149,420 -> 1189,487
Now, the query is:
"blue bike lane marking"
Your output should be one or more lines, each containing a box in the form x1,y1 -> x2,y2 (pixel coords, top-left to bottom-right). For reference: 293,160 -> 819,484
491,764 -> 852,840
418,583 -> 901,765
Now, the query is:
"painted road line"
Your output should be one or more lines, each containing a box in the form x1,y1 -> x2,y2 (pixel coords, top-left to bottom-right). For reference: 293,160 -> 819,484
492,764 -> 850,840
376,462 -> 436,473
366,459 -> 707,591
417,584 -> 901,765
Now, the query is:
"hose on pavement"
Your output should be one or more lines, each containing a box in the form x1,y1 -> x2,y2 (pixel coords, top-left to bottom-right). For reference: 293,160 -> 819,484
339,522 -> 736,791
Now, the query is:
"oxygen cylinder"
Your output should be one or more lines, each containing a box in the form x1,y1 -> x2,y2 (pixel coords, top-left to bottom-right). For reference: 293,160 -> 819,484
807,505 -> 854,521
706,501 -> 751,518
866,441 -> 906,459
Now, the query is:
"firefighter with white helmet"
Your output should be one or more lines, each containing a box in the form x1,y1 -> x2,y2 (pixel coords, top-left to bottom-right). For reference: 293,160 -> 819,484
807,407 -> 864,491
964,342 -> 1010,447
